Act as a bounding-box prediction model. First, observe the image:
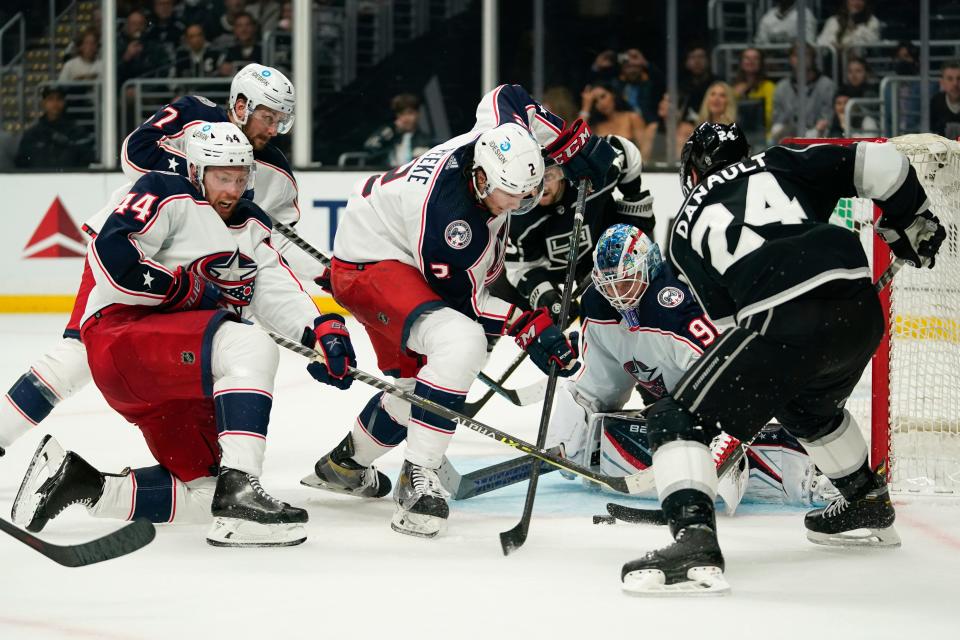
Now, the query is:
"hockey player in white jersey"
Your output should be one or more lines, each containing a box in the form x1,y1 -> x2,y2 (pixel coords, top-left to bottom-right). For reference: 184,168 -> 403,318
301,84 -> 616,538
0,63 -> 301,458
11,122 -> 355,547
547,223 -> 833,512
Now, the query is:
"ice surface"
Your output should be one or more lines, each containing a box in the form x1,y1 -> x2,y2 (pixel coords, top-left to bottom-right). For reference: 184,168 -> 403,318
0,315 -> 957,639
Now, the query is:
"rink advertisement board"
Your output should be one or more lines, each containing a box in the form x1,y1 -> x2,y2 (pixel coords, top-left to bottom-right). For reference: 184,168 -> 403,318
0,171 -> 683,310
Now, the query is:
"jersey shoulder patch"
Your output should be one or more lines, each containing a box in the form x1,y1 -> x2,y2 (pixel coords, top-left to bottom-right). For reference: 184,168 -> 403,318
254,144 -> 296,182
581,285 -> 622,322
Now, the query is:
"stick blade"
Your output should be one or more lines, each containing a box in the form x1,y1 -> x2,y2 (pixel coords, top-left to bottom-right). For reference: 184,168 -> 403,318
499,522 -> 529,556
52,518 -> 156,568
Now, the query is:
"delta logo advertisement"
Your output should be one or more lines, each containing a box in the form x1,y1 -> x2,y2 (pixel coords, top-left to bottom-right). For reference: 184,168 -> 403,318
22,197 -> 88,259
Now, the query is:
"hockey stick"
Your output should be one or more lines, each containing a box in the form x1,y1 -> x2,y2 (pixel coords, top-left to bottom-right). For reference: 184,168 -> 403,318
268,330 -> 653,494
603,262 -> 906,525
499,178 -> 590,555
270,219 -> 332,268
0,517 -> 155,567
465,277 -> 593,416
437,448 -> 562,500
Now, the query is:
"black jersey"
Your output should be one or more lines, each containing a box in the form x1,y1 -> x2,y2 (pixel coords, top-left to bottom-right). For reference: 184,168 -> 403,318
669,142 -> 931,327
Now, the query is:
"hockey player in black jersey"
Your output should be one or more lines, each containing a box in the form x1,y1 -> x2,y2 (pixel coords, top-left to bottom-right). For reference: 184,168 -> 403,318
621,122 -> 946,595
493,136 -> 655,323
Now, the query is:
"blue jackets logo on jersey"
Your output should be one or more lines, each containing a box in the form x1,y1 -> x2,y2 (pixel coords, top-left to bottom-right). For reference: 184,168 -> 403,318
623,359 -> 668,398
444,220 -> 472,250
656,286 -> 684,308
191,249 -> 258,306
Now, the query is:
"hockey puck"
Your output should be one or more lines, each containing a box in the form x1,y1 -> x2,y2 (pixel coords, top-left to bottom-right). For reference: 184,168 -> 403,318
592,515 -> 616,525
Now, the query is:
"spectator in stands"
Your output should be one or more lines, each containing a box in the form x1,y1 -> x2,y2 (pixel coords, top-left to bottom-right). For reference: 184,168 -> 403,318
177,0 -> 220,40
771,43 -> 836,139
174,23 -> 224,95
580,82 -> 646,152
14,86 -> 94,169
212,0 -> 249,49
247,0 -> 283,35
541,85 -> 577,125
755,0 -> 816,45
678,45 -> 716,121
270,1 -> 293,73
146,0 -> 185,60
588,49 -> 619,84
816,0 -> 881,51
59,29 -> 101,82
828,91 -> 879,136
118,10 -> 171,85
616,48 -> 663,126
841,56 -> 876,98
890,41 -> 921,134
363,93 -> 434,167
697,81 -> 738,126
930,59 -> 960,138
218,12 -> 263,76
732,47 -> 776,139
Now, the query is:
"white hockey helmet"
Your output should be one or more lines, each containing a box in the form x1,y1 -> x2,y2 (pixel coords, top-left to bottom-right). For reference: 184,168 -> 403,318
186,121 -> 256,196
229,63 -> 296,134
472,123 -> 545,215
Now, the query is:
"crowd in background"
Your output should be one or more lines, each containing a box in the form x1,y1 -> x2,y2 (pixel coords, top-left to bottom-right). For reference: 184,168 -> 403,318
4,0 -> 960,170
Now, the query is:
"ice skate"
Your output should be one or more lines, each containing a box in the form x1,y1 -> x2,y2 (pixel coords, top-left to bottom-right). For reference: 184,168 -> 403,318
12,434 -> 104,532
300,434 -> 391,498
207,468 -> 308,547
805,472 -> 900,548
621,525 -> 730,596
391,460 -> 450,539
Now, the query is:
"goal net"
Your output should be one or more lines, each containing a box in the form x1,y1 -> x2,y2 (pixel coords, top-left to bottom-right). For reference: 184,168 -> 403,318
784,135 -> 960,495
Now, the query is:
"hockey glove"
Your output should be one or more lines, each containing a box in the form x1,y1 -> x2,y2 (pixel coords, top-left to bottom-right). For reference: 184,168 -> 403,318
615,190 -> 656,236
544,119 -> 617,193
314,264 -> 333,294
506,307 -> 580,377
305,314 -> 356,390
159,266 -> 224,312
531,285 -> 581,327
876,211 -> 946,268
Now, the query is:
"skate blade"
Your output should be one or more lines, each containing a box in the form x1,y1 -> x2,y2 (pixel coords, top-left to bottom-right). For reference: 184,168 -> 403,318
11,434 -> 65,526
622,566 -> 730,597
206,517 -> 307,547
806,526 -> 901,548
390,509 -> 447,539
300,472 -> 385,498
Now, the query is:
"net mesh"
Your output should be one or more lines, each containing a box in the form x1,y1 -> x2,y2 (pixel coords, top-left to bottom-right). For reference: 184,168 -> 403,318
825,134 -> 960,494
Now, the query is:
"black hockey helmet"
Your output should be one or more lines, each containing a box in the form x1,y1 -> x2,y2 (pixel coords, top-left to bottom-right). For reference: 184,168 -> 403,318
679,122 -> 750,197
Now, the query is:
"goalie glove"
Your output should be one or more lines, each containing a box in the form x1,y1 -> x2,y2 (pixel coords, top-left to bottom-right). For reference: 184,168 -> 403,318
876,210 -> 946,268
506,307 -> 581,377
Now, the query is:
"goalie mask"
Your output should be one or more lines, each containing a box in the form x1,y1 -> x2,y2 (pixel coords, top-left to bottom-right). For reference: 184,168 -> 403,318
472,123 -> 545,215
680,121 -> 749,198
186,122 -> 256,197
592,223 -> 663,329
229,63 -> 296,134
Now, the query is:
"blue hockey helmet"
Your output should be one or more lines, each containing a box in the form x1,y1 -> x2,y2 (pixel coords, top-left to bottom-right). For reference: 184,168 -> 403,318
592,223 -> 663,328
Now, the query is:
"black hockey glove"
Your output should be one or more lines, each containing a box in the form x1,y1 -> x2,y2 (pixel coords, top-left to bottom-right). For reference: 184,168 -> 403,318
304,314 -> 356,390
506,307 -> 580,377
545,119 -> 617,193
159,266 -> 224,312
531,285 -> 581,327
314,264 -> 333,294
876,211 -> 946,269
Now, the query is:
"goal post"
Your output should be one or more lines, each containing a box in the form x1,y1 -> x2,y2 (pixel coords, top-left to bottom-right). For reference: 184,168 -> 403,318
782,135 -> 960,495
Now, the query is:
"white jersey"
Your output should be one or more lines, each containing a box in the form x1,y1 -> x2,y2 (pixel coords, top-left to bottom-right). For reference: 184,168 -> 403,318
83,171 -> 319,340
573,263 -> 720,411
333,84 -> 567,334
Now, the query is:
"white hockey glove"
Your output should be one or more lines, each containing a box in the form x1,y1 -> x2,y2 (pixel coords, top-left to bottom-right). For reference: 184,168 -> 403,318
876,211 -> 946,268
